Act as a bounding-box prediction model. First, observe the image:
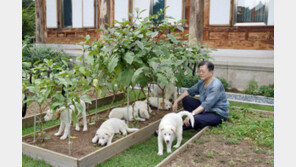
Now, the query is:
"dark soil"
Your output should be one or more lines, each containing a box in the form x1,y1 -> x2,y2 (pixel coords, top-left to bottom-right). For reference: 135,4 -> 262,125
23,106 -> 177,158
167,134 -> 274,167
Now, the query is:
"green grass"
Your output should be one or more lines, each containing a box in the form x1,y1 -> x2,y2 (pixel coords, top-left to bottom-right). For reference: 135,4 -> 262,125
22,154 -> 51,167
97,129 -> 198,167
207,107 -> 274,149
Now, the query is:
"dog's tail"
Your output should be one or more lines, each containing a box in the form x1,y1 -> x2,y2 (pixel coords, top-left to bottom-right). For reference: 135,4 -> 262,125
177,111 -> 195,127
126,126 -> 139,133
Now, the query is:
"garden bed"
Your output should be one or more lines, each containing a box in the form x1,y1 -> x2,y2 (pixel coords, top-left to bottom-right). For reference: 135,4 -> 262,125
22,92 -> 124,128
22,99 -> 180,167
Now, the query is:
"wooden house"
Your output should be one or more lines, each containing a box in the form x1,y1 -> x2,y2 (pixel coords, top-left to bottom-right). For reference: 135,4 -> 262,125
35,0 -> 274,90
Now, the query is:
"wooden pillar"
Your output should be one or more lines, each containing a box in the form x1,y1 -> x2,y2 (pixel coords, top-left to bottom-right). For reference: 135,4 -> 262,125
99,0 -> 111,29
189,0 -> 204,45
35,0 -> 46,43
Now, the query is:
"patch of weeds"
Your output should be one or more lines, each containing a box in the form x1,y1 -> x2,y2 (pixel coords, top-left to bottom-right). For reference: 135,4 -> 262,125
208,107 -> 274,149
249,157 -> 253,163
226,152 -> 231,156
229,159 -> 235,166
175,161 -> 184,167
254,159 -> 261,163
218,152 -> 226,156
253,147 -> 262,154
240,149 -> 247,156
194,157 -> 205,163
203,163 -> 211,167
225,138 -> 239,145
219,158 -> 227,163
205,149 -> 214,158
194,149 -> 203,157
195,138 -> 209,145
236,158 -> 247,163
265,159 -> 273,165
266,149 -> 274,155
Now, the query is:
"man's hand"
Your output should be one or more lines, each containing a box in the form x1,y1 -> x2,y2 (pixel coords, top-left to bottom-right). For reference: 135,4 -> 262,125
183,116 -> 190,127
172,102 -> 178,112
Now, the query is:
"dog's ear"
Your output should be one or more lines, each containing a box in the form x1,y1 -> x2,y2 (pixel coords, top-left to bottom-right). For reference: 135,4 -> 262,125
170,127 -> 176,133
55,109 -> 62,119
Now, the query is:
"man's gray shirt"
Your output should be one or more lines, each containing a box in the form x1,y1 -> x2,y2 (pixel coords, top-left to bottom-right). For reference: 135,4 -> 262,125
187,77 -> 229,119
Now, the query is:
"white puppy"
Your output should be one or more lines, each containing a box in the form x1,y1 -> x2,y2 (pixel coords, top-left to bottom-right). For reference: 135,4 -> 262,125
44,100 -> 87,140
92,118 -> 139,146
148,97 -> 172,110
109,101 -> 151,121
151,83 -> 177,102
157,111 -> 194,155
134,100 -> 152,118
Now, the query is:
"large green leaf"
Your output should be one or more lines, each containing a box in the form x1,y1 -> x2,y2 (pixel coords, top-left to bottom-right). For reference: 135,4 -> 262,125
80,95 -> 92,104
108,56 -> 119,73
118,69 -> 134,87
124,52 -> 134,65
135,40 -> 144,50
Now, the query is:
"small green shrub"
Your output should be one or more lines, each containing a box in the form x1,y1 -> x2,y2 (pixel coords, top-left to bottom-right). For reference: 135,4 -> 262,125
22,46 -> 72,70
243,79 -> 259,95
176,74 -> 200,88
22,0 -> 35,40
217,77 -> 229,91
259,83 -> 274,97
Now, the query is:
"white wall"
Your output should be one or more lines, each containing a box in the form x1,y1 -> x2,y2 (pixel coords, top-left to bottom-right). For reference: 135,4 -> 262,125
133,0 -> 150,24
46,0 -> 57,28
209,0 -> 231,25
267,0 -> 274,25
114,0 -> 129,22
83,0 -> 95,27
72,0 -> 83,28
166,0 -> 182,24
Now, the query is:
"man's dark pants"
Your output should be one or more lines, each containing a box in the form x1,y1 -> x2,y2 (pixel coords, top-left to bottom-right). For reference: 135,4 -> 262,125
182,96 -> 227,130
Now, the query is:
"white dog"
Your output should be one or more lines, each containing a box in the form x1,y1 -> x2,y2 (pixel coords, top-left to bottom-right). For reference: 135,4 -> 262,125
157,111 -> 194,155
148,97 -> 172,110
44,100 -> 87,140
151,83 -> 177,102
109,101 -> 151,121
92,118 -> 139,146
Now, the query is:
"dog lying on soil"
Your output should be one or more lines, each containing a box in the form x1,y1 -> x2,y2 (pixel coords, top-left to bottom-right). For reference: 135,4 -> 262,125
108,101 -> 151,121
148,97 -> 172,110
92,118 -> 139,146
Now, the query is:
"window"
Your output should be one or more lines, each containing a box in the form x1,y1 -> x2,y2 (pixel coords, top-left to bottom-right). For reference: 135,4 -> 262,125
152,0 -> 165,23
62,0 -> 72,27
61,0 -> 96,28
234,0 -> 270,26
132,0 -> 183,24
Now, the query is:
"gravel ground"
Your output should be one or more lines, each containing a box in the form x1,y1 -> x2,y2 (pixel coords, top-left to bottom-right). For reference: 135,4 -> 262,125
134,85 -> 274,105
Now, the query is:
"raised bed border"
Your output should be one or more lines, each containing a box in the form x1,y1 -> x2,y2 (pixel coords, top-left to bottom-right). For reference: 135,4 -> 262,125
156,126 -> 209,167
22,92 -> 125,128
23,97 -> 163,167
